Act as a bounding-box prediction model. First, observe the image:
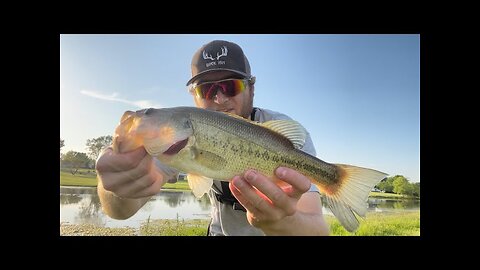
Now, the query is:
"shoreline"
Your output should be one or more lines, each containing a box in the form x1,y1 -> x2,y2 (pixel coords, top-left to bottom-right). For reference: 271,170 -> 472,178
60,210 -> 420,236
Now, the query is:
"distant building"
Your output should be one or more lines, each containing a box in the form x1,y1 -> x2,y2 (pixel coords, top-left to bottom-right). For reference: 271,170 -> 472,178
177,173 -> 188,181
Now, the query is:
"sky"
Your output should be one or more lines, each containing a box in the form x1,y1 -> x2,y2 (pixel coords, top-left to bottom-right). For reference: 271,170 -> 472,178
60,34 -> 420,182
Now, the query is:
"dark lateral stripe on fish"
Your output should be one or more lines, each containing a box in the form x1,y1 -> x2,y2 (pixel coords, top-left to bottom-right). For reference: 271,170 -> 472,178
163,139 -> 189,155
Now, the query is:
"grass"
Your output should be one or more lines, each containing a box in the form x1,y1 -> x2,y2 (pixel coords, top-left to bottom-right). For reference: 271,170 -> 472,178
325,211 -> 420,236
369,191 -> 418,199
136,211 -> 420,236
60,169 -> 191,190
61,211 -> 420,236
140,215 -> 209,236
162,181 -> 191,190
60,171 -> 98,187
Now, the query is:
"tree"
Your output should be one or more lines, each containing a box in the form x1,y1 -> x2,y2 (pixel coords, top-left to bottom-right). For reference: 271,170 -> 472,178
412,182 -> 420,197
86,135 -> 112,161
61,151 -> 91,175
377,176 -> 395,193
402,183 -> 415,197
393,175 -> 409,195
60,138 -> 65,159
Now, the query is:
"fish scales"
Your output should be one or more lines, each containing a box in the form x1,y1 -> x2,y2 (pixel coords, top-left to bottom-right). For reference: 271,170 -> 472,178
183,107 -> 337,185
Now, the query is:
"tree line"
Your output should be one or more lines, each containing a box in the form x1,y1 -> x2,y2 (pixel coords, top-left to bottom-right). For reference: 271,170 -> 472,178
60,136 -> 112,175
375,175 -> 420,198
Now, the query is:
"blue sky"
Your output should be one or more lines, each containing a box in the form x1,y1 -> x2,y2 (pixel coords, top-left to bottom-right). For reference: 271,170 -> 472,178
60,34 -> 420,182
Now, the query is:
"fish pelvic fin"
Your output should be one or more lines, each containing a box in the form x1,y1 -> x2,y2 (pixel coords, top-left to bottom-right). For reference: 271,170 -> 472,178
319,164 -> 387,232
187,174 -> 213,198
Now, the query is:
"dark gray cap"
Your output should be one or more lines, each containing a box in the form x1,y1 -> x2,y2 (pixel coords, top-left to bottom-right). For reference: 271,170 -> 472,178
186,40 -> 251,86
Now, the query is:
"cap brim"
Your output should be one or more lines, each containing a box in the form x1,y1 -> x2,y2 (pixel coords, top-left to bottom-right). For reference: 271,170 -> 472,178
186,69 -> 251,86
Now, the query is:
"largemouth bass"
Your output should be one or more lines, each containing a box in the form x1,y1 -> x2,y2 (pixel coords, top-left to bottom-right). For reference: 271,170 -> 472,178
112,106 -> 387,232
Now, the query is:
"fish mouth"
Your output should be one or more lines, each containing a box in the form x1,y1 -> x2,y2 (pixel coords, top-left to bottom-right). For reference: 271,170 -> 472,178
162,138 -> 189,155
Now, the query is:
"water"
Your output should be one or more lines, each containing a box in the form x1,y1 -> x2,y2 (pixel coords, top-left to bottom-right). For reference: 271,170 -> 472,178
60,186 -> 420,228
60,186 -> 211,228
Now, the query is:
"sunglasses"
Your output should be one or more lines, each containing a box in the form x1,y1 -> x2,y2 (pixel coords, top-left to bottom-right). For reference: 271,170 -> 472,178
188,78 -> 252,100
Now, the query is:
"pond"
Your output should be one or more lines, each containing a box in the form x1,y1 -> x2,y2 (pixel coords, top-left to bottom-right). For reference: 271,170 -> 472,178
60,186 -> 419,228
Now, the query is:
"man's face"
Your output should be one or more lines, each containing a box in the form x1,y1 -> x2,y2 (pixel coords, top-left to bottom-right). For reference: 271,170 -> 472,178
190,71 -> 254,119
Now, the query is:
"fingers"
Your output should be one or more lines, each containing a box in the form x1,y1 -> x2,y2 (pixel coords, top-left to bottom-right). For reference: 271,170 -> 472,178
243,170 -> 294,214
231,176 -> 273,212
97,146 -> 164,199
100,153 -> 153,190
274,167 -> 311,198
96,146 -> 147,173
230,168 -> 312,219
229,178 -> 263,217
117,169 -> 164,198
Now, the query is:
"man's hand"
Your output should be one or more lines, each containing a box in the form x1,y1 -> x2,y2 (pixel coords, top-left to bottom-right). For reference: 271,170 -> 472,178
229,167 -> 313,232
96,146 -> 165,199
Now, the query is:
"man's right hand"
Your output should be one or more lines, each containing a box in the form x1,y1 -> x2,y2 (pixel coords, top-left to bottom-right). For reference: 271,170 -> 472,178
96,146 -> 166,199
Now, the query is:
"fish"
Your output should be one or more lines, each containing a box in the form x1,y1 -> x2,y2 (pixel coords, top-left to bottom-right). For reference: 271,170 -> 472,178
112,106 -> 387,232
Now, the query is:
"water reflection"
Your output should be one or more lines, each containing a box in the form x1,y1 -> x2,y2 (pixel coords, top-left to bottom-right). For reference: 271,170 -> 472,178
60,194 -> 82,205
77,193 -> 102,226
60,187 -> 420,228
366,198 -> 420,211
60,187 -> 212,228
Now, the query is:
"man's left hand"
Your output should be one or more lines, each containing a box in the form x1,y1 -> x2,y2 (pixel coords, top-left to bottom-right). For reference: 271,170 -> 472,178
229,167 -> 311,231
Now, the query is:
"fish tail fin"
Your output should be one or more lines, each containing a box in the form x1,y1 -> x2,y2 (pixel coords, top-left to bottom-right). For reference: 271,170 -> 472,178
318,164 -> 387,232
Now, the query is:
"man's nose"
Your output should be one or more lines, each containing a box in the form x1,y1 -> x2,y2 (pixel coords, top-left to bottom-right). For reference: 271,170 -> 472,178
213,90 -> 229,104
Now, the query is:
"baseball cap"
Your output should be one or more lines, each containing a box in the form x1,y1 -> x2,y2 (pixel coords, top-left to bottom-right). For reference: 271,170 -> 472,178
186,40 -> 252,86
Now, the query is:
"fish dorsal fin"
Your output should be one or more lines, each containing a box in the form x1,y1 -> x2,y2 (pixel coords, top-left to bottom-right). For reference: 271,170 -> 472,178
221,111 -> 306,149
187,174 -> 213,198
260,120 -> 307,149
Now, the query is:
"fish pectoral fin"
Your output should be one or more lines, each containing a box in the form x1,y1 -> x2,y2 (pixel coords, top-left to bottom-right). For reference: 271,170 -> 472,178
192,148 -> 227,171
187,174 -> 213,198
260,120 -> 307,149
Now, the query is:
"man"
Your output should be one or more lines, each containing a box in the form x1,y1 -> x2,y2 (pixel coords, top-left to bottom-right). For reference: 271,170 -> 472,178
96,40 -> 330,236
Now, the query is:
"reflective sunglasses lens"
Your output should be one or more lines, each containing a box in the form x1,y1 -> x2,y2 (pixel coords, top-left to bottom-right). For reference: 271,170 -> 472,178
195,79 -> 246,100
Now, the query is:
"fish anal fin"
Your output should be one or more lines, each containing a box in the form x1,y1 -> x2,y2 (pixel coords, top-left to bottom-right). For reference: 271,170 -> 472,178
187,174 -> 213,198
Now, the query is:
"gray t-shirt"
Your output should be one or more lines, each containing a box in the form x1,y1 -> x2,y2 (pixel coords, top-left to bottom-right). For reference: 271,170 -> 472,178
156,107 -> 319,236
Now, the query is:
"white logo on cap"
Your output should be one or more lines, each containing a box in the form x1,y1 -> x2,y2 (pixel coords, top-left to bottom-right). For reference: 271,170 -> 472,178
202,46 -> 228,61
